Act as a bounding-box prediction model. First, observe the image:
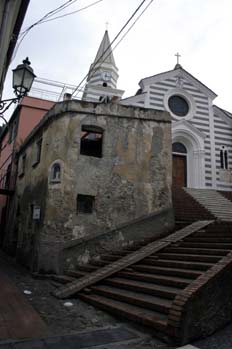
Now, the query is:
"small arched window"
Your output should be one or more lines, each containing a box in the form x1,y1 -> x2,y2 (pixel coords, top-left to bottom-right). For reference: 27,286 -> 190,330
172,142 -> 187,154
220,146 -> 228,170
50,162 -> 61,183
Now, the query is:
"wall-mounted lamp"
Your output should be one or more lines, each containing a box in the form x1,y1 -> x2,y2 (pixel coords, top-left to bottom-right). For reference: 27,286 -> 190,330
0,57 -> 36,125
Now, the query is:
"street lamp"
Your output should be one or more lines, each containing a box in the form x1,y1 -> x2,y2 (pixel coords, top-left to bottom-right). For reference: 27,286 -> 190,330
0,57 -> 36,125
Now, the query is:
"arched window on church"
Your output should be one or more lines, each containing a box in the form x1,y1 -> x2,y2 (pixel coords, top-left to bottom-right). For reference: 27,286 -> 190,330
220,146 -> 228,170
172,142 -> 187,154
50,162 -> 61,183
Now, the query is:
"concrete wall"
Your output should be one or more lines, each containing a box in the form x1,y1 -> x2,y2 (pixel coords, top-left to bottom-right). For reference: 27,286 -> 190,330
14,100 -> 173,272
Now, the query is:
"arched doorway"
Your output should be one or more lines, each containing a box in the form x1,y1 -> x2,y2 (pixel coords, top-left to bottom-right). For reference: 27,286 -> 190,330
172,121 -> 206,188
172,142 -> 187,187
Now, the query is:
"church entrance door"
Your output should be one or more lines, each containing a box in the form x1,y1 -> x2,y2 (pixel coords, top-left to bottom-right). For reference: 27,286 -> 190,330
173,154 -> 187,187
172,142 -> 187,187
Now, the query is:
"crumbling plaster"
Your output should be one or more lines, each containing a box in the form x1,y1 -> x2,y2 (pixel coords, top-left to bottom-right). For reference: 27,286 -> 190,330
15,101 -> 172,271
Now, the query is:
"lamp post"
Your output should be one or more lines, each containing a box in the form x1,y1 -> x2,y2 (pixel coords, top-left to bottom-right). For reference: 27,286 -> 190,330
0,57 -> 36,125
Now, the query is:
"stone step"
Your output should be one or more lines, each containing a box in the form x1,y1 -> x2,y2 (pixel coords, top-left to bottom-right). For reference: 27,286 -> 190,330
78,293 -> 168,333
162,246 -> 230,256
184,189 -> 232,222
193,232 -> 232,238
139,257 -> 213,271
206,224 -> 232,232
156,252 -> 222,263
179,242 -> 232,249
185,237 -> 232,243
132,264 -> 203,278
91,285 -> 172,314
116,270 -> 192,288
102,277 -> 182,300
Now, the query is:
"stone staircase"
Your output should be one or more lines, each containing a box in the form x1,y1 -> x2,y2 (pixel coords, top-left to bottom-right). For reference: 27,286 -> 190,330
172,186 -> 214,223
52,220 -> 232,344
51,187 -> 232,344
185,188 -> 232,222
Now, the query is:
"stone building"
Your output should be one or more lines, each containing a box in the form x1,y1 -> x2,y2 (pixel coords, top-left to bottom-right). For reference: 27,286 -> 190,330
11,100 -> 173,272
0,96 -> 55,246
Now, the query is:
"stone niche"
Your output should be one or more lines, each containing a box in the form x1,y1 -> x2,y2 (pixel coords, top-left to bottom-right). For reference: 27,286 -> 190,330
15,100 -> 173,272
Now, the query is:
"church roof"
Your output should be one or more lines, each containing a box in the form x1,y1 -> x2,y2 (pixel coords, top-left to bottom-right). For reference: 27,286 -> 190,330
140,66 -> 217,99
94,30 -> 116,66
213,105 -> 232,119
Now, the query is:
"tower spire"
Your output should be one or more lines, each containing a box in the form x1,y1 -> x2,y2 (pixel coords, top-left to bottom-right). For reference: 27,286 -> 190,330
93,30 -> 116,66
82,30 -> 124,103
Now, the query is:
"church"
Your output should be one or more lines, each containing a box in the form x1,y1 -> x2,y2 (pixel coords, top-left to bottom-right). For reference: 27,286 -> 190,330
83,30 -> 232,191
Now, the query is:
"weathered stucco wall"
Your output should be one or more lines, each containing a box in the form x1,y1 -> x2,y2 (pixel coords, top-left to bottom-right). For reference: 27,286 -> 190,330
15,101 -> 173,271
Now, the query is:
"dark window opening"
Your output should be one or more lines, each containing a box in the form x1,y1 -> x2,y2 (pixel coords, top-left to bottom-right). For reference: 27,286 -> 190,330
225,151 -> 228,169
80,126 -> 103,158
5,164 -> 11,189
22,153 -> 26,173
99,95 -> 110,103
102,82 -> 107,87
172,142 -> 187,154
77,194 -> 95,214
220,149 -> 224,169
34,138 -> 42,165
220,147 -> 228,170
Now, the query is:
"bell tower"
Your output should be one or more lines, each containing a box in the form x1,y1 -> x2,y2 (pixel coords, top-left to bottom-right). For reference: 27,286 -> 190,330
82,30 -> 124,102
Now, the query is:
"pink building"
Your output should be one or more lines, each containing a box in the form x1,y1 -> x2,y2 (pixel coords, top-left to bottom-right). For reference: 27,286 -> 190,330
0,96 -> 54,245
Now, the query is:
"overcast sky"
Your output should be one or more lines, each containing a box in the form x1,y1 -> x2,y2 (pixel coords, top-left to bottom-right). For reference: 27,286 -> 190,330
3,0 -> 232,119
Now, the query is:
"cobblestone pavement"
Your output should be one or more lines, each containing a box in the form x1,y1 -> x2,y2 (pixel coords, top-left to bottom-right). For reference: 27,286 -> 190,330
0,251 -> 175,348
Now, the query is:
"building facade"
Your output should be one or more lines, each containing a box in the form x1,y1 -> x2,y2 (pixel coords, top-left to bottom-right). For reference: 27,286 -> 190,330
12,100 -> 172,271
121,64 -> 232,191
0,96 -> 54,246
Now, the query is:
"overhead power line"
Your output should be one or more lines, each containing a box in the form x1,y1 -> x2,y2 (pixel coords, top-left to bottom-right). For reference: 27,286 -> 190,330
71,0 -> 154,98
20,0 -> 79,36
38,0 -> 103,24
12,0 -> 103,63
112,1 -> 153,54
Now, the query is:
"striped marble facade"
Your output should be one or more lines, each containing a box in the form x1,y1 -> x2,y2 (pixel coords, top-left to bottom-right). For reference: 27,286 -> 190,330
121,67 -> 232,191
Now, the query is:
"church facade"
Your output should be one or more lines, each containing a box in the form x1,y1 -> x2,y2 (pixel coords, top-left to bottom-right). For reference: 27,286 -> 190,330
120,64 -> 232,191
83,31 -> 232,191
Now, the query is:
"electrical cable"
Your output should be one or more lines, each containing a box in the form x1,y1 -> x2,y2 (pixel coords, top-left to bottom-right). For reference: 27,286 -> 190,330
112,0 -> 153,54
71,0 -> 153,97
12,0 -> 78,61
19,0 -> 78,36
38,0 -> 103,25
71,0 -> 148,97
12,0 -> 103,63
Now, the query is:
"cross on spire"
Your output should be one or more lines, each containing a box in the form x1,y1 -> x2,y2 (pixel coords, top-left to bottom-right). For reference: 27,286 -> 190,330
105,21 -> 110,30
175,52 -> 181,65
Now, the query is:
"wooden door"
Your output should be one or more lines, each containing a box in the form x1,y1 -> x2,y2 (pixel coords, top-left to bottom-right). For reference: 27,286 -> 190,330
173,154 -> 187,187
